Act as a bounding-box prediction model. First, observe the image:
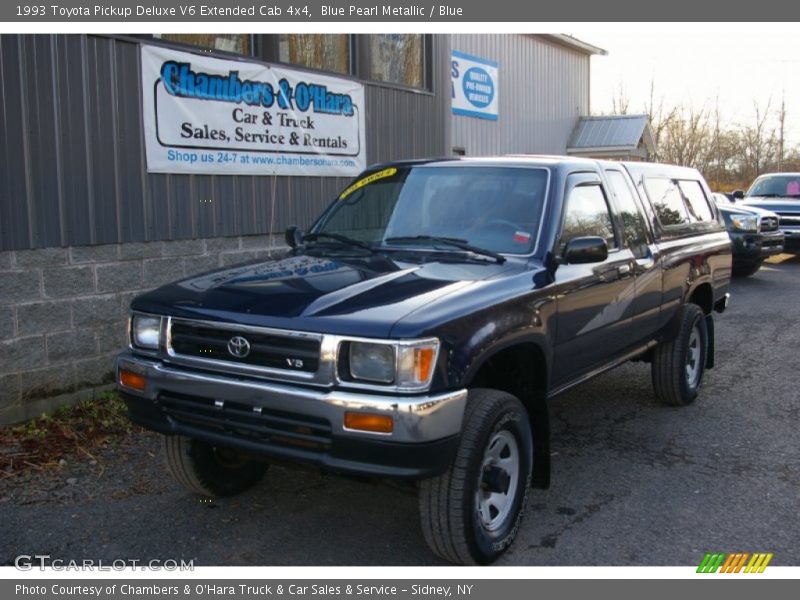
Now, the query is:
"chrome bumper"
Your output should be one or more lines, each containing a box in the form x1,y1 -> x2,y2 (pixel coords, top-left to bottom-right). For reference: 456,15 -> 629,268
116,352 -> 468,444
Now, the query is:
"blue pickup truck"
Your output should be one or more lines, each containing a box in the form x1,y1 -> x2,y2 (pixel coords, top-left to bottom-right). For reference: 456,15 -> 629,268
117,156 -> 731,564
735,172 -> 800,252
713,192 -> 783,277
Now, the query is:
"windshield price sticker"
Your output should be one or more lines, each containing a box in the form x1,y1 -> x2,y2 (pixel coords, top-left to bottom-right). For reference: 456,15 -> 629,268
339,167 -> 398,199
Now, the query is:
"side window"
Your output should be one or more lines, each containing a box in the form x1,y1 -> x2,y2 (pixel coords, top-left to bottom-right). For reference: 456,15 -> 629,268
678,180 -> 714,222
369,34 -> 426,89
561,184 -> 616,251
606,170 -> 650,258
643,177 -> 691,227
278,34 -> 351,74
154,35 -> 251,56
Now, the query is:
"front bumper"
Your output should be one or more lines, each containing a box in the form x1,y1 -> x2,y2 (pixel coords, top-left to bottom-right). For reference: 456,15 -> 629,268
117,352 -> 467,479
779,226 -> 800,250
729,230 -> 784,260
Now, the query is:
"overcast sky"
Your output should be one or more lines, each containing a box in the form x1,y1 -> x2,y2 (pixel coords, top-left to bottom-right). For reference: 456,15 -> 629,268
582,31 -> 800,143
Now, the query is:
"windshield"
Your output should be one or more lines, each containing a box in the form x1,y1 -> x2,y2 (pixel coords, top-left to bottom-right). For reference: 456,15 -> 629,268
314,165 -> 549,255
748,175 -> 800,197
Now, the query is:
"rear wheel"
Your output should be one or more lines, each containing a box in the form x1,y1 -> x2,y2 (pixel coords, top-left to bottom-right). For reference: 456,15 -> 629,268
419,388 -> 533,565
163,435 -> 268,497
652,304 -> 708,406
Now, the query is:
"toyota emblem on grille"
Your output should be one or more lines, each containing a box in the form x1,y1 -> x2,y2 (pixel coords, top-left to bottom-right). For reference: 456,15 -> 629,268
227,336 -> 251,358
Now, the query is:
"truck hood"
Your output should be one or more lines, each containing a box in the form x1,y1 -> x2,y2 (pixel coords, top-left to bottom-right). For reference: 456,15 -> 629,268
717,203 -> 778,218
131,250 -> 524,337
742,197 -> 800,214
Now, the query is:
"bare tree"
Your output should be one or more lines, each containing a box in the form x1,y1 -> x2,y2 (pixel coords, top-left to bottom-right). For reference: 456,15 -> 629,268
659,105 -> 712,170
777,93 -> 786,172
738,98 -> 777,180
643,78 -> 678,161
601,79 -> 796,190
611,80 -> 630,115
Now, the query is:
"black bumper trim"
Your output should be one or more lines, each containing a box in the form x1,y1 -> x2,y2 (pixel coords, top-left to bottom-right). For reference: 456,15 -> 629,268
730,231 -> 785,259
123,392 -> 459,480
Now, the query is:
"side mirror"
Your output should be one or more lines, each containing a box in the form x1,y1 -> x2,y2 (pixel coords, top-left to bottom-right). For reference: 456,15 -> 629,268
732,189 -> 745,200
285,226 -> 304,248
563,236 -> 608,264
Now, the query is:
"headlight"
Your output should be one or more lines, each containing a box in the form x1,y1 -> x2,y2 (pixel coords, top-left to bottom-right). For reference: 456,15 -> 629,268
346,339 -> 439,390
730,215 -> 758,232
349,342 -> 395,383
131,315 -> 161,349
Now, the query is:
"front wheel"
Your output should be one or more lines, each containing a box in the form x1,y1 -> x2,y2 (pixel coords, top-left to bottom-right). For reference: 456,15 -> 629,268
732,260 -> 763,278
652,304 -> 708,406
419,388 -> 533,565
163,435 -> 269,497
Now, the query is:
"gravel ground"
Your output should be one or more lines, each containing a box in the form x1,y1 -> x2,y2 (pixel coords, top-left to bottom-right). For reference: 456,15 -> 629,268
0,432 -> 168,507
1,254 -> 799,566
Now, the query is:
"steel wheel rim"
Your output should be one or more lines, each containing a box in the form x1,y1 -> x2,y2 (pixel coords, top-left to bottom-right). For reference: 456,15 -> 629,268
475,430 -> 520,532
685,324 -> 702,387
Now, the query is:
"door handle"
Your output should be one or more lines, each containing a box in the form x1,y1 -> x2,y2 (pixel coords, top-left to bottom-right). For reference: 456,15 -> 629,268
617,264 -> 632,276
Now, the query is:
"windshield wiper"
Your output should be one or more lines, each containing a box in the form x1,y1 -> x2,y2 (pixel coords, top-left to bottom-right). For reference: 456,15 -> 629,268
302,232 -> 375,252
384,235 -> 506,264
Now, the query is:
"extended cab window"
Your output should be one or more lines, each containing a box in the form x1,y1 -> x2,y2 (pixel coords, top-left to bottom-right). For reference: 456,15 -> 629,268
677,180 -> 714,222
561,183 -> 617,250
643,177 -> 691,227
605,170 -> 650,258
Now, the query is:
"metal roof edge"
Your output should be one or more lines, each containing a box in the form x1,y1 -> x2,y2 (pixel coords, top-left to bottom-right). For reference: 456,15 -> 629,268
577,113 -> 649,121
567,146 -> 638,154
540,34 -> 608,56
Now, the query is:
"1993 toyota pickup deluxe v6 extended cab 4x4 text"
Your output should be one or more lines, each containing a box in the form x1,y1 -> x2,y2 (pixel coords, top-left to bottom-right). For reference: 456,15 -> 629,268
117,156 -> 731,564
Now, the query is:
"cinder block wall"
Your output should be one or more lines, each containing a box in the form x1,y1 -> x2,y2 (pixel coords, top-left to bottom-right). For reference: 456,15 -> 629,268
0,234 -> 285,425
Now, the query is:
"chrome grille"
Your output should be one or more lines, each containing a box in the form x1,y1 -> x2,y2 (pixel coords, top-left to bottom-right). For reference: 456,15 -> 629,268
777,214 -> 800,226
760,216 -> 779,232
168,320 -> 321,373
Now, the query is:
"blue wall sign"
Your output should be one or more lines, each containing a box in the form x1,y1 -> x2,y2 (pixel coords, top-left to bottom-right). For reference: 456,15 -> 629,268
451,51 -> 499,121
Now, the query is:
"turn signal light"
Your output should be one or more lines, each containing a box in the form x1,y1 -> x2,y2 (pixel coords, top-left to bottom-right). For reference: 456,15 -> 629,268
344,412 -> 394,434
415,347 -> 435,384
119,369 -> 146,391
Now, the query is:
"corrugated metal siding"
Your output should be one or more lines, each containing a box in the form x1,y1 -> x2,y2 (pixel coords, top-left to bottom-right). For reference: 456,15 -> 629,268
365,81 -> 449,165
568,115 -> 648,150
0,34 -> 450,251
449,34 -> 589,156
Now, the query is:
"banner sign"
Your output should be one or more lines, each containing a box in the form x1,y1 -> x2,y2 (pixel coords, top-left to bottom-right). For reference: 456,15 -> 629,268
451,50 -> 499,121
141,45 -> 366,176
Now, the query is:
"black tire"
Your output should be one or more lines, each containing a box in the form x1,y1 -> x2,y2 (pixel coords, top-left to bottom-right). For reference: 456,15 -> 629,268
652,303 -> 708,406
732,260 -> 763,278
419,388 -> 533,565
163,435 -> 268,497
